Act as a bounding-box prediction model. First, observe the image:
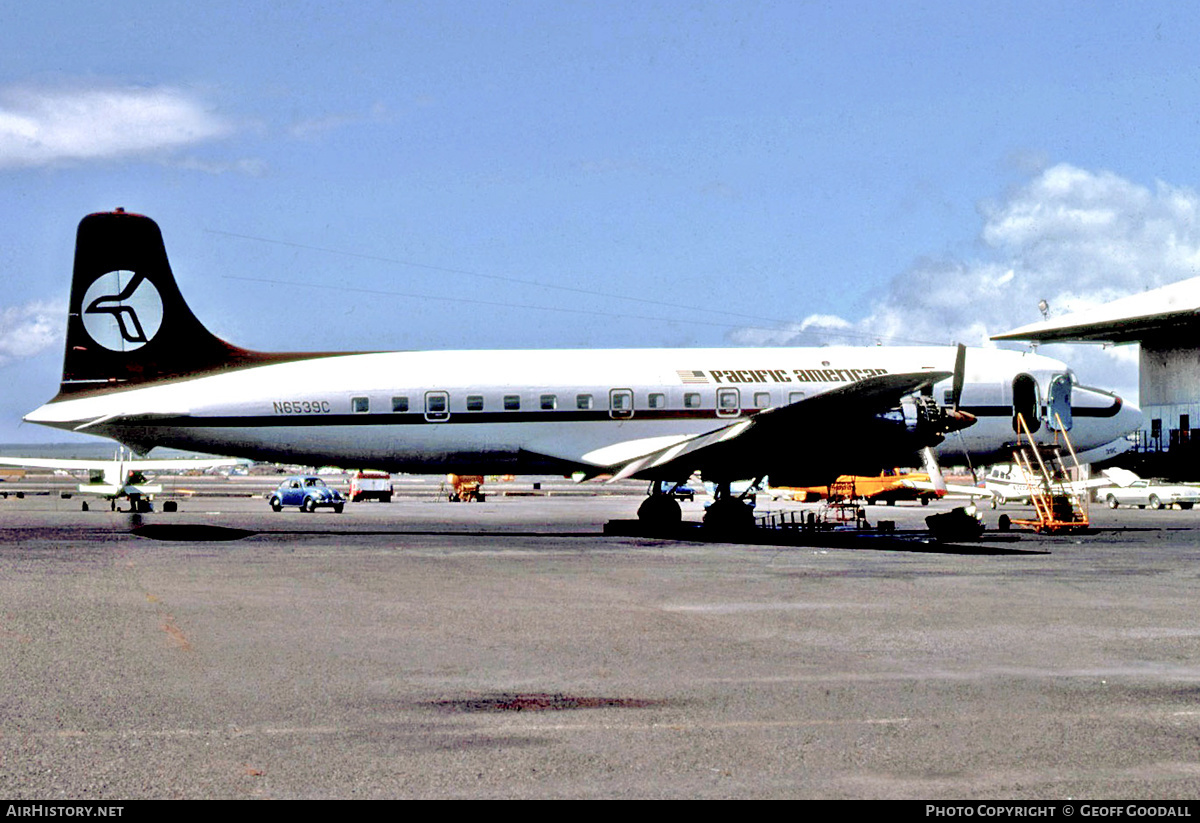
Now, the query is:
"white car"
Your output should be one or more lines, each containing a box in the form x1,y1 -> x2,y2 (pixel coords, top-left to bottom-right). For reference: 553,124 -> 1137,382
1103,480 -> 1200,510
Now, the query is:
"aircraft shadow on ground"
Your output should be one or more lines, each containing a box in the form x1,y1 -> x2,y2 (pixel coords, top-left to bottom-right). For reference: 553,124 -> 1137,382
128,522 -> 1048,555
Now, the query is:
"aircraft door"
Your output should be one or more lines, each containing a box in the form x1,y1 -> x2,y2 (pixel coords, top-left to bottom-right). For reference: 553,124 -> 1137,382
424,391 -> 450,422
1047,374 -> 1072,431
716,387 -> 741,418
1012,374 -> 1041,433
609,388 -> 634,420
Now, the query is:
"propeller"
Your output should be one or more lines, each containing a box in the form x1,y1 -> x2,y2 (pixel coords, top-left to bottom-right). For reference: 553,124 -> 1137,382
951,342 -> 966,412
922,344 -> 973,495
921,446 -> 947,496
941,343 -> 975,435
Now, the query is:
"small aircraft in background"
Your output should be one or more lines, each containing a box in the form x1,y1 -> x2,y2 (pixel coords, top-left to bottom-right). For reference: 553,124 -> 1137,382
0,449 -> 250,511
900,462 -> 1120,508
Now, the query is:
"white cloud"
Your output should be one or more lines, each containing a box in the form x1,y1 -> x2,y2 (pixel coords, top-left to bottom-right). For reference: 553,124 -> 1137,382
288,101 -> 389,139
731,164 -> 1200,397
0,84 -> 234,168
0,301 -> 59,365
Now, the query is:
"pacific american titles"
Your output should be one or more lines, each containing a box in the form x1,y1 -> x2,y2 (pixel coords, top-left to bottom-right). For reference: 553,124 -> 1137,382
702,367 -> 890,384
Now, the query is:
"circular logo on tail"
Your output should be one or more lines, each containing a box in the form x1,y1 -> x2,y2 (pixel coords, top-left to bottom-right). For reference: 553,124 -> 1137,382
81,270 -> 164,352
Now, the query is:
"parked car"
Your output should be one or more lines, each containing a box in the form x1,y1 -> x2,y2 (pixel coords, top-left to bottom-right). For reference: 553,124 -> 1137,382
658,481 -> 695,501
1104,479 -> 1200,510
268,475 -> 346,513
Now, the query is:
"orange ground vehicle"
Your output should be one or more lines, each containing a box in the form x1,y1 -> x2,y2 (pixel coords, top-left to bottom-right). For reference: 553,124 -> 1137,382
769,469 -> 939,506
446,474 -> 485,502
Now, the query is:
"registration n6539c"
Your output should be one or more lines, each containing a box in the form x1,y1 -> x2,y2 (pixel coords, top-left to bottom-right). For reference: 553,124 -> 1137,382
272,400 -> 332,414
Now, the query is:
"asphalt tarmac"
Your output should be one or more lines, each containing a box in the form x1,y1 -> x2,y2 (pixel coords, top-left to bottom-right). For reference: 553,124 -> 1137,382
2,486 -> 1200,799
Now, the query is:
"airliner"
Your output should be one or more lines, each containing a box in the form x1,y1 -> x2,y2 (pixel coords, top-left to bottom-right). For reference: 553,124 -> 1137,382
23,210 -> 1143,529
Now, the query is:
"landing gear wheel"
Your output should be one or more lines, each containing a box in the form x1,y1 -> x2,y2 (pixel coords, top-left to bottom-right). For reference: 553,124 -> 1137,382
703,497 -> 756,531
637,494 -> 682,530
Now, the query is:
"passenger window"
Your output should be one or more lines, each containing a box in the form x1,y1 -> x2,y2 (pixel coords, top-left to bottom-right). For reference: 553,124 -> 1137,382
504,395 -> 521,411
577,394 -> 593,410
392,396 -> 409,413
648,393 -> 666,409
684,392 -> 702,409
540,394 -> 557,410
467,395 -> 484,412
754,392 -> 770,409
352,396 -> 370,413
788,391 -> 805,404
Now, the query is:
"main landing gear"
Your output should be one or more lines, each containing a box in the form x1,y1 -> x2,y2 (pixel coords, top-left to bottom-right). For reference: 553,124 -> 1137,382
637,482 -> 682,530
702,480 -> 756,531
635,479 -> 759,532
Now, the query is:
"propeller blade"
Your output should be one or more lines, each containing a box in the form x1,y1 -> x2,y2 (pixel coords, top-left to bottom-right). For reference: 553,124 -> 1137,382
951,342 -> 966,411
921,446 -> 947,495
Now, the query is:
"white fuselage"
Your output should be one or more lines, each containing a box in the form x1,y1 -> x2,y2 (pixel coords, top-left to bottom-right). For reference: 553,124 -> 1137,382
26,345 -> 1142,476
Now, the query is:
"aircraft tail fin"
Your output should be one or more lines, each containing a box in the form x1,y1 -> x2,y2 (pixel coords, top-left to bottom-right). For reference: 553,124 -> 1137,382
56,210 -> 310,398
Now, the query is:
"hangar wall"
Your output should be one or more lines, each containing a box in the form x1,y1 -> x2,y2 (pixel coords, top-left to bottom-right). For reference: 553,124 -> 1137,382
1139,340 -> 1200,452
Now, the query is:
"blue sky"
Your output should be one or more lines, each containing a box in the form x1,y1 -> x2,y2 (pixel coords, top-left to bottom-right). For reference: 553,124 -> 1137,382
3,1 -> 1200,442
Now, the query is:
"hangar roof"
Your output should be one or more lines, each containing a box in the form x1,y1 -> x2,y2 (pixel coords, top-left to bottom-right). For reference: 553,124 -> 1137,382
992,277 -> 1200,344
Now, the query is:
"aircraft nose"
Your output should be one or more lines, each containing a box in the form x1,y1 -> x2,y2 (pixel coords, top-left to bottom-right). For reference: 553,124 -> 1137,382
1114,395 -> 1144,437
1074,386 -> 1143,441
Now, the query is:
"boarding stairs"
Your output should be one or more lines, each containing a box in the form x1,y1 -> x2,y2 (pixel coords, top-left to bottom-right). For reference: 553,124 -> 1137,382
1009,413 -> 1089,533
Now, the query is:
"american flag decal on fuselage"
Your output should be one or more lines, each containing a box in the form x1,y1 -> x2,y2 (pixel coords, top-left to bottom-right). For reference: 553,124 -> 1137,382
677,370 -> 709,384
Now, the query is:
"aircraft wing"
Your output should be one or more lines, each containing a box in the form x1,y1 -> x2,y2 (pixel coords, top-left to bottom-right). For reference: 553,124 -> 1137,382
901,478 -> 993,499
0,455 -> 249,472
903,474 -> 1116,501
119,456 -> 251,472
600,371 -> 953,483
0,457 -> 116,471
